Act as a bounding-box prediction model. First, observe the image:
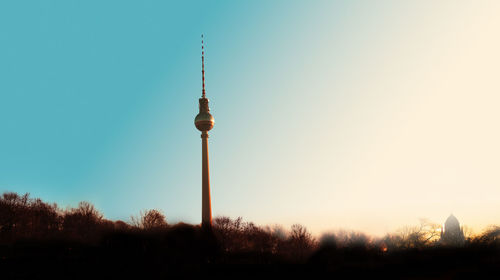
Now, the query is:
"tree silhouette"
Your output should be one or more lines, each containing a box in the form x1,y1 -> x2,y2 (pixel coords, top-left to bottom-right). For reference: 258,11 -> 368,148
475,226 -> 500,245
0,192 -> 30,237
131,209 -> 167,230
286,224 -> 316,261
27,198 -> 60,238
63,201 -> 103,240
383,218 -> 441,250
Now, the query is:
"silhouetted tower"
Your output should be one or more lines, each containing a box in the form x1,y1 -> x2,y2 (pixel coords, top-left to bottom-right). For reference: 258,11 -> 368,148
194,35 -> 215,229
440,214 -> 465,246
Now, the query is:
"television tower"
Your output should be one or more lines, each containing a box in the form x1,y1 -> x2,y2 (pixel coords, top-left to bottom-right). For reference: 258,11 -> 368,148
194,35 -> 214,229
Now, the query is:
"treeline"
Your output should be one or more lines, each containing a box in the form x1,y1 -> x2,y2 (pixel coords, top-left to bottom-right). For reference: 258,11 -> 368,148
0,192 -> 108,243
0,192 -> 317,260
1,191 -> 500,278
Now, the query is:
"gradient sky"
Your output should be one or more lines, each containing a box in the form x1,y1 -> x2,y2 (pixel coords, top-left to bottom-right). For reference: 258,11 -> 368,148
1,0 -> 499,236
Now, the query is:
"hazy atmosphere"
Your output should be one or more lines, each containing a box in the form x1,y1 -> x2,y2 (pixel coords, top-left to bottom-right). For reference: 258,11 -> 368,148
1,0 -> 499,237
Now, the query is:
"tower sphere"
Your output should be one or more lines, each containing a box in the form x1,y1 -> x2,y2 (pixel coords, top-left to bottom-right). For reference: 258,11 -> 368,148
195,111 -> 214,131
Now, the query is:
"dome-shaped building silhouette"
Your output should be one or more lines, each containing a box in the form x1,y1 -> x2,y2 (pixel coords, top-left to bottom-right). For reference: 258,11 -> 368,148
440,214 -> 465,246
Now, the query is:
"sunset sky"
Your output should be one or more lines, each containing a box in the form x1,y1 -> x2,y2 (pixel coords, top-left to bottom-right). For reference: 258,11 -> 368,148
1,0 -> 499,236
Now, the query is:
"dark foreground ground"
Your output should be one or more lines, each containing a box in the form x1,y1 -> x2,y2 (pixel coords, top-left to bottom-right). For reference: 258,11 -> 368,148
3,192 -> 499,278
1,228 -> 500,279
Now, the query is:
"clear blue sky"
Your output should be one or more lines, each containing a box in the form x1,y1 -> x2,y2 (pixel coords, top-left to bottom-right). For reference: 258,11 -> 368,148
1,1 -> 499,236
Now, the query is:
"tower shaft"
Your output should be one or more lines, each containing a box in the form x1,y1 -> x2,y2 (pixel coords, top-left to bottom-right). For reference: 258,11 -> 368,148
201,131 -> 212,228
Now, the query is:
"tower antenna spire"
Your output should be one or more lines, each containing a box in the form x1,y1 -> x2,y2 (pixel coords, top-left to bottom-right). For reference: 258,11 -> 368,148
201,34 -> 206,98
